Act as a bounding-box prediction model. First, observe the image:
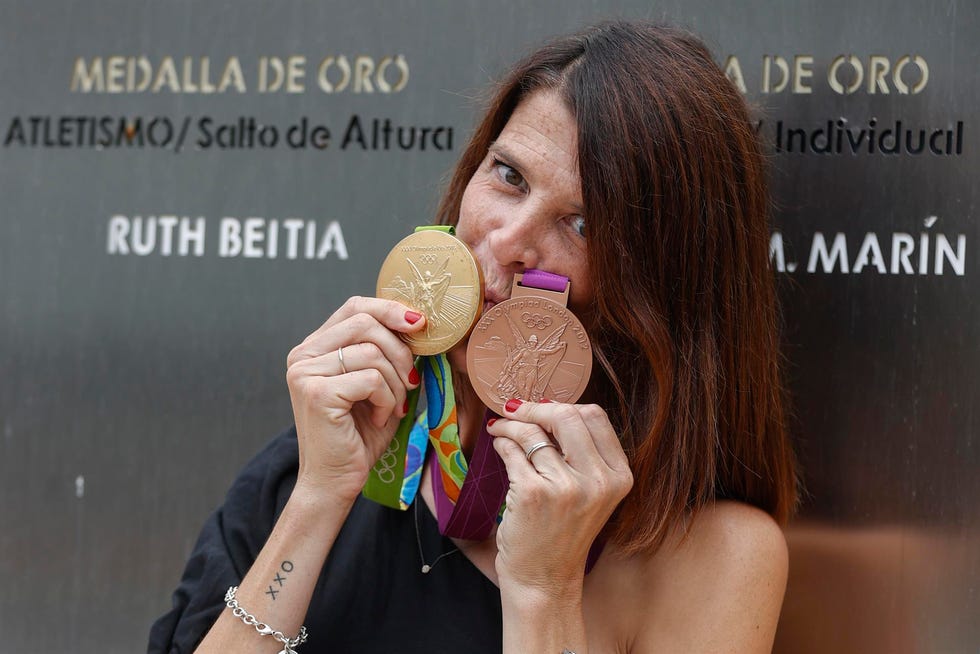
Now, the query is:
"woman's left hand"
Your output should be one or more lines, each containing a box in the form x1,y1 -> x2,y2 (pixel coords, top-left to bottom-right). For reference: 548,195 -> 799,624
488,400 -> 634,595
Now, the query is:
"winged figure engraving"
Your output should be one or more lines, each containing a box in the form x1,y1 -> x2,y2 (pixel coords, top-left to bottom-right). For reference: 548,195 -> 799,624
390,257 -> 455,335
480,313 -> 568,402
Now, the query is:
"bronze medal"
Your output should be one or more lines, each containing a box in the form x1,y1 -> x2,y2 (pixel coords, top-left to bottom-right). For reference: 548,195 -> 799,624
376,229 -> 484,355
466,273 -> 592,411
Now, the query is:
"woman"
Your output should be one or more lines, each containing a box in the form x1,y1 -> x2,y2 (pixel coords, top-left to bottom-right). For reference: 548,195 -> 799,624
151,21 -> 797,653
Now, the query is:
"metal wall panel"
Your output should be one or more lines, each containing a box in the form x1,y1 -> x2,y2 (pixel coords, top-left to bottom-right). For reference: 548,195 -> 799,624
0,1 -> 975,651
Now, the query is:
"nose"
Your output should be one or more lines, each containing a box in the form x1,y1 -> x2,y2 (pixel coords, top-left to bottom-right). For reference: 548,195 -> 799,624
486,209 -> 541,272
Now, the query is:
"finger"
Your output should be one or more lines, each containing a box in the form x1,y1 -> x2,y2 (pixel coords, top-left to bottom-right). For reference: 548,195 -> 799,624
491,431 -> 540,484
500,399 -> 602,467
317,295 -> 426,336
488,418 -> 566,477
575,403 -> 630,472
332,316 -> 418,387
288,343 -> 409,416
291,313 -> 418,388
351,403 -> 404,452
332,368 -> 399,428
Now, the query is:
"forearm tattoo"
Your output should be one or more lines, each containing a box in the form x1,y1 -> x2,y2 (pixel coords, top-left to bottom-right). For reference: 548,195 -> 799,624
265,560 -> 294,600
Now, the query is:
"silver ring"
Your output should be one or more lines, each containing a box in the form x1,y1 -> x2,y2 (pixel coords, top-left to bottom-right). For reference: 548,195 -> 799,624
525,441 -> 559,462
337,346 -> 348,374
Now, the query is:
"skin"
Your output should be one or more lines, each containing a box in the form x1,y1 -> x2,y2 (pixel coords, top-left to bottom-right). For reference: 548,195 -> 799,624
195,90 -> 788,654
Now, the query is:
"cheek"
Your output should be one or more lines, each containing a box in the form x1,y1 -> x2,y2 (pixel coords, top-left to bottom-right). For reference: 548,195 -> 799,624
455,185 -> 477,239
456,184 -> 492,249
553,239 -> 592,316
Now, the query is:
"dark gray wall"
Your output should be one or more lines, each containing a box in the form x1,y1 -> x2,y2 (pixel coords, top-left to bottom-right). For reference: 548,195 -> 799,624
1,1 -> 976,652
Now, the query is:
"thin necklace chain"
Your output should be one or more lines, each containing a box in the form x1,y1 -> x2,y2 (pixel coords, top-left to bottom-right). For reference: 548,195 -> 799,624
414,499 -> 461,574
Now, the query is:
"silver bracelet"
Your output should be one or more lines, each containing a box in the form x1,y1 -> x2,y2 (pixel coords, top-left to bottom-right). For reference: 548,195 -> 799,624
224,586 -> 309,653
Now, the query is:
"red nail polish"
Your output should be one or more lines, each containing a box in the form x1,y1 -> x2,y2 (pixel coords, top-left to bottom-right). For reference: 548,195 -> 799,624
504,398 -> 522,413
408,367 -> 420,385
403,399 -> 409,414
486,418 -> 497,427
540,398 -> 552,403
405,310 -> 422,324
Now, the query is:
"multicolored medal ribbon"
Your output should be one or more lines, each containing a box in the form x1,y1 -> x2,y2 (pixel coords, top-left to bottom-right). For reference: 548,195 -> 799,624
364,225 -> 479,509
355,385 -> 422,508
361,345 -> 491,515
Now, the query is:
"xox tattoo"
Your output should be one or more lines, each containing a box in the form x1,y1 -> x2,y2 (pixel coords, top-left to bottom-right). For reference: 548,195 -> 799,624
265,560 -> 294,600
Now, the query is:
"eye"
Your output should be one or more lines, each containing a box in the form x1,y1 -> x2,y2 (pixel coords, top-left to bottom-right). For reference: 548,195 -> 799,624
492,158 -> 527,190
568,215 -> 586,237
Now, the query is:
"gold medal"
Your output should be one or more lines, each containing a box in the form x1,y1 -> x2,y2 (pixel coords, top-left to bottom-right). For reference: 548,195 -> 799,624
466,272 -> 592,411
376,229 -> 484,355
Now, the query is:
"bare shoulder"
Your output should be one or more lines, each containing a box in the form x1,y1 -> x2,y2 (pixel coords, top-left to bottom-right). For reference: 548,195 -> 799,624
645,501 -> 786,652
586,501 -> 788,653
676,500 -> 789,576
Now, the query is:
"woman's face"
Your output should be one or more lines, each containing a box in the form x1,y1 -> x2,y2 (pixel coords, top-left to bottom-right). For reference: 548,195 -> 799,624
456,90 -> 592,317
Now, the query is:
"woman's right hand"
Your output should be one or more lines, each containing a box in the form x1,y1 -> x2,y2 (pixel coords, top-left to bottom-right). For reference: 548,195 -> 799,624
285,296 -> 424,505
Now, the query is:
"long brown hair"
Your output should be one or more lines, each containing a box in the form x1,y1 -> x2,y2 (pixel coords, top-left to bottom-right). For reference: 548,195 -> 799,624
438,21 -> 797,554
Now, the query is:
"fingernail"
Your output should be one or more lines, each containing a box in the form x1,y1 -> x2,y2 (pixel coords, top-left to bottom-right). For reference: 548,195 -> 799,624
408,367 -> 420,385
539,398 -> 552,403
504,398 -> 522,413
405,310 -> 423,324
402,399 -> 409,414
487,418 -> 497,427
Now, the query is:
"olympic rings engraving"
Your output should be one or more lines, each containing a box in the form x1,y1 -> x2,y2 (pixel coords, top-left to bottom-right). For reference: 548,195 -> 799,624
520,312 -> 553,329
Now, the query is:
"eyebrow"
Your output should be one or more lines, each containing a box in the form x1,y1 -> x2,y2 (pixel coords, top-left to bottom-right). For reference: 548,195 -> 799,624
486,142 -> 585,214
487,142 -> 519,166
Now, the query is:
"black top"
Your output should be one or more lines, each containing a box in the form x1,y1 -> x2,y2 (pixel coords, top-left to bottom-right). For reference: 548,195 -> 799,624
148,427 -> 503,653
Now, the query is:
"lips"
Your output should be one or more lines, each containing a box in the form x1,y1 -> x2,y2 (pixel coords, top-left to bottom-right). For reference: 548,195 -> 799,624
475,257 -> 515,314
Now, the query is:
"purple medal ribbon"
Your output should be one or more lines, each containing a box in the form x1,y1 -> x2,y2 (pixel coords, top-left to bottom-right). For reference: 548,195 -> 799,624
430,412 -> 506,540
519,268 -> 569,293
